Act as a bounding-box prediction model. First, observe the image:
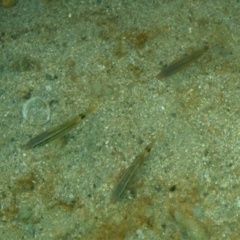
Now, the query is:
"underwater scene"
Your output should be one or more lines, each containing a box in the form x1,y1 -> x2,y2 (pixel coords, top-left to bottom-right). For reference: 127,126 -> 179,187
0,0 -> 240,239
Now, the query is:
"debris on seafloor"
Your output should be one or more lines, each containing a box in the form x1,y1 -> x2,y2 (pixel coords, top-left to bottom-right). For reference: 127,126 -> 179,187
22,96 -> 51,126
1,0 -> 16,8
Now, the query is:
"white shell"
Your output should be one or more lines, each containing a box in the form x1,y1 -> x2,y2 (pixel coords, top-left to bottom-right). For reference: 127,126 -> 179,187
22,97 -> 50,125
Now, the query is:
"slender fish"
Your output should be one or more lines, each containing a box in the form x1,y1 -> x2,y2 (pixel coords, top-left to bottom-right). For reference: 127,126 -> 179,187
23,102 -> 96,150
111,132 -> 162,203
156,45 -> 209,79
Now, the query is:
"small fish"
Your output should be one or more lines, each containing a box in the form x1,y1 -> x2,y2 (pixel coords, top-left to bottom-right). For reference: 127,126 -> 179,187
23,102 -> 97,150
111,132 -> 162,203
156,45 -> 209,79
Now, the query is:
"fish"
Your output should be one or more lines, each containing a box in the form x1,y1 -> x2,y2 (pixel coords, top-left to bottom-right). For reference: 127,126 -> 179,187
111,132 -> 162,203
23,102 -> 97,150
156,45 -> 209,79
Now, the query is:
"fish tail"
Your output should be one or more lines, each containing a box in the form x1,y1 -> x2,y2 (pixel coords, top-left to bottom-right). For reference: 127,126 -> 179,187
84,101 -> 97,115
